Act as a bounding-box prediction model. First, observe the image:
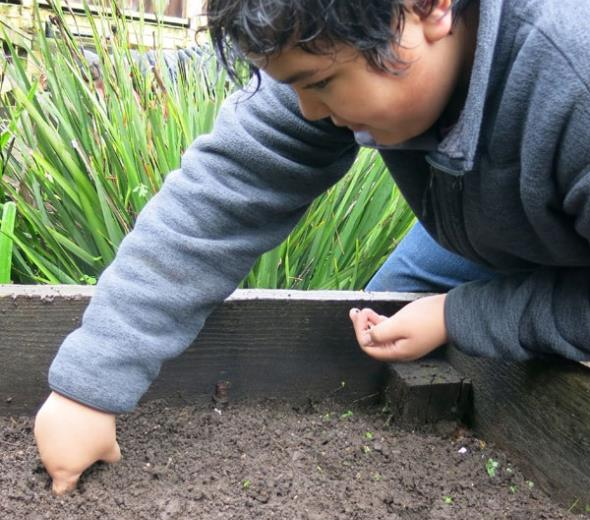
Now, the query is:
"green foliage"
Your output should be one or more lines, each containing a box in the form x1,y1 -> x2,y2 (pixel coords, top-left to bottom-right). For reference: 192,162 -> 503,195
486,458 -> 499,478
240,150 -> 415,290
0,0 -> 414,287
0,201 -> 16,282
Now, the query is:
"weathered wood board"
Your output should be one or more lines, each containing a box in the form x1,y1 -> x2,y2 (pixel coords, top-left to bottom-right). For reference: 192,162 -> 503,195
1,285 -> 589,507
0,286 -> 412,416
447,347 -> 590,508
387,359 -> 472,427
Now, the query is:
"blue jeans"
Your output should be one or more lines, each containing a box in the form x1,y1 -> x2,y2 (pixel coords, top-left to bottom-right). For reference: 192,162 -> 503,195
366,222 -> 497,292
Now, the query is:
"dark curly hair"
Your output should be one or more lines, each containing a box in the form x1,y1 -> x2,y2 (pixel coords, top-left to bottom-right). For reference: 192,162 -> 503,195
205,0 -> 464,85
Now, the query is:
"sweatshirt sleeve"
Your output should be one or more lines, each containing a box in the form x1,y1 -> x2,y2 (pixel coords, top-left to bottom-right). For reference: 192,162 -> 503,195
443,17 -> 590,363
48,74 -> 358,413
444,264 -> 590,361
445,102 -> 590,360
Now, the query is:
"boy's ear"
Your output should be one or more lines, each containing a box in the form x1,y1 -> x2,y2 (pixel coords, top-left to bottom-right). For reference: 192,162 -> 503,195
413,0 -> 454,43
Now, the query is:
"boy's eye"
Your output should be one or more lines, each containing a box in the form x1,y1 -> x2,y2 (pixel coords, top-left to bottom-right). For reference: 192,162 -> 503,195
303,77 -> 332,90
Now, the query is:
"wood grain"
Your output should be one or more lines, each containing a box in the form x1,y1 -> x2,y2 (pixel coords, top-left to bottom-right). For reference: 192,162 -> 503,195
447,347 -> 590,507
0,287 -> 413,416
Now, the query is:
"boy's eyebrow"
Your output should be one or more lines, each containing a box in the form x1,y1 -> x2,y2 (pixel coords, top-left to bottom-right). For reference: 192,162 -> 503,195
276,69 -> 320,85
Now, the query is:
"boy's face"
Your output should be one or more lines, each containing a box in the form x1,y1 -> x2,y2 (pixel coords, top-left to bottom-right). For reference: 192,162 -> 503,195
259,1 -> 475,146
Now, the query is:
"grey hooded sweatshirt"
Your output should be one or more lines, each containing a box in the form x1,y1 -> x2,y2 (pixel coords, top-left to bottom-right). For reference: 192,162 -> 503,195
49,0 -> 590,413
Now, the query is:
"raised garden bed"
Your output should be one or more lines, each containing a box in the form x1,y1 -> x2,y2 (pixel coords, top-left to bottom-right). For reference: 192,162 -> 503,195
1,286 -> 589,517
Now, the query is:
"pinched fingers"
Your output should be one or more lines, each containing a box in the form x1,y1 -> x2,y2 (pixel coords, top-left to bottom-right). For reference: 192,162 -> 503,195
349,307 -> 386,347
51,470 -> 83,496
367,314 -> 404,344
50,442 -> 121,495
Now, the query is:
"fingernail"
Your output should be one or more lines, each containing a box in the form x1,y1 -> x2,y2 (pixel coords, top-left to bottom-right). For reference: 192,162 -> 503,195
352,308 -> 360,314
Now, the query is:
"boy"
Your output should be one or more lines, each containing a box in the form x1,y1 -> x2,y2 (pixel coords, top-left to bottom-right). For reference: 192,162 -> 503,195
35,0 -> 590,495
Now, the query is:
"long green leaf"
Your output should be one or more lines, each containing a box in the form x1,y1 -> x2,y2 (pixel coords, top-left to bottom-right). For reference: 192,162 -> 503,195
0,202 -> 17,283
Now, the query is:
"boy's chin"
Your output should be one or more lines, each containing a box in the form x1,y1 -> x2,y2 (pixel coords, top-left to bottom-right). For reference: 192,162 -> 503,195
369,130 -> 402,147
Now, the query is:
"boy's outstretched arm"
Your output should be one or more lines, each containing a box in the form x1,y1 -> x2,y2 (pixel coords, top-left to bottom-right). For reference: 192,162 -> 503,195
36,74 -> 358,491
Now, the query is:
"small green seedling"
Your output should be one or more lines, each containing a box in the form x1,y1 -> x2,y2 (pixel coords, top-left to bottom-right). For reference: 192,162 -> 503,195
322,412 -> 332,421
361,445 -> 371,454
372,472 -> 382,481
486,458 -> 499,478
340,410 -> 354,419
443,496 -> 453,505
242,479 -> 251,490
526,481 -> 534,490
509,485 -> 518,494
364,431 -> 374,440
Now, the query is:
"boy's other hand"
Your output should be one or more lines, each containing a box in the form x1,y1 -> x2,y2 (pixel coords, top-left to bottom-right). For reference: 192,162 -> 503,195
34,391 -> 120,495
349,294 -> 448,362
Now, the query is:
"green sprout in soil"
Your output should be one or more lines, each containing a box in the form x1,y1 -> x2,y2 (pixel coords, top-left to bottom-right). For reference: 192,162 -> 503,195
486,458 -> 499,478
322,413 -> 332,421
372,472 -> 382,481
361,445 -> 371,454
364,431 -> 374,440
341,410 -> 354,419
526,480 -> 534,490
509,485 -> 518,494
443,496 -> 453,505
242,479 -> 251,490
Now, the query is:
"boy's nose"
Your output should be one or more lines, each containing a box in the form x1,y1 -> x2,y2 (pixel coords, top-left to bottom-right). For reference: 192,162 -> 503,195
297,92 -> 331,121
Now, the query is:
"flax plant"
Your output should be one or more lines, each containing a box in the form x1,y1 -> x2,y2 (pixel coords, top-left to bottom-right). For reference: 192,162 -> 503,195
241,151 -> 415,290
0,201 -> 16,283
0,0 -> 414,287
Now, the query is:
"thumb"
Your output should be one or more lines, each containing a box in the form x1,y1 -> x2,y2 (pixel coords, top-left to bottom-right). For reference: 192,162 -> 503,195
101,441 -> 122,464
369,315 -> 402,344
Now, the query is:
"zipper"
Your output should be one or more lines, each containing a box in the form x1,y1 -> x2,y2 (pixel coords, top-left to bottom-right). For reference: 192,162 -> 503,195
423,154 -> 488,265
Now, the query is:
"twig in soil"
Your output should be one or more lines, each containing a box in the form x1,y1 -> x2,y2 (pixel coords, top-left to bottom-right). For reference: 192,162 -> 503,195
328,381 -> 347,396
351,392 -> 380,404
568,498 -> 580,513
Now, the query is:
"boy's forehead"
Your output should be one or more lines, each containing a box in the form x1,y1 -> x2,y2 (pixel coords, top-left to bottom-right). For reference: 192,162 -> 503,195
254,45 -> 359,82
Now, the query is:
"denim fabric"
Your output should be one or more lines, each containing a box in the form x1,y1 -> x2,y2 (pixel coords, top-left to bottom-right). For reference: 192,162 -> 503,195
366,222 -> 497,293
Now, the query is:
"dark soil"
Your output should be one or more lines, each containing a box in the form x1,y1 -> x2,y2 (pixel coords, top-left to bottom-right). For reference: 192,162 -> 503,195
1,398 -> 587,520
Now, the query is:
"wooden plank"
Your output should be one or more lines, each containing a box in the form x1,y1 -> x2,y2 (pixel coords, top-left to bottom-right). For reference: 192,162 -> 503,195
446,347 -> 590,507
386,358 -> 472,428
0,286 -> 414,416
3,284 -> 589,505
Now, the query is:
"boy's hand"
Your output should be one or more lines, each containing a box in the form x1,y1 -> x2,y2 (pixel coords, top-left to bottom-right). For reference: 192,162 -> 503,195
34,391 -> 121,495
349,294 -> 448,362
